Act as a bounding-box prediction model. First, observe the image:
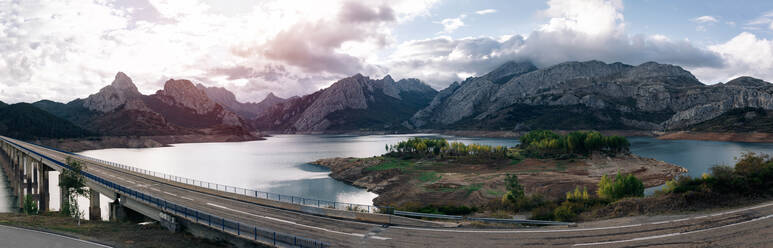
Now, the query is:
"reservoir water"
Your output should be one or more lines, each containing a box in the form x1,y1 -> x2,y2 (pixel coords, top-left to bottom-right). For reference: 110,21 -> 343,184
2,134 -> 773,219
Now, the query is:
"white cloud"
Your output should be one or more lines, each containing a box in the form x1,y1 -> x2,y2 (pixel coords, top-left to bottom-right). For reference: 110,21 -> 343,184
692,16 -> 718,23
0,0 -> 440,103
691,32 -> 773,83
475,9 -> 497,15
437,14 -> 466,33
386,0 -> 722,87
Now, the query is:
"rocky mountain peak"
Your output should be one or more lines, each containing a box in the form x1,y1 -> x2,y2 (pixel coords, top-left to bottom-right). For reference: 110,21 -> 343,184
82,72 -> 143,112
623,62 -> 700,86
483,61 -> 538,83
726,76 -> 770,87
159,79 -> 217,115
261,92 -> 284,103
112,72 -> 139,93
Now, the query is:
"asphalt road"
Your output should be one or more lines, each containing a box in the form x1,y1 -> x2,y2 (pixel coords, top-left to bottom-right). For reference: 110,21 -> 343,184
0,225 -> 110,248
6,136 -> 773,247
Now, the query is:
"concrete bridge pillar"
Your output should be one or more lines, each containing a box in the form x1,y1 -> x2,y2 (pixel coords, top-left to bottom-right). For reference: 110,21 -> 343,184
37,163 -> 49,213
59,173 -> 69,213
18,154 -> 26,211
109,198 -> 127,222
89,188 -> 101,221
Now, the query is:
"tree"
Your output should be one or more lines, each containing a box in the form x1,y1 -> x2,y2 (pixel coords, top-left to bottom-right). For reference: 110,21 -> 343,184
60,158 -> 89,225
23,195 -> 38,215
597,171 -> 644,200
502,174 -> 525,203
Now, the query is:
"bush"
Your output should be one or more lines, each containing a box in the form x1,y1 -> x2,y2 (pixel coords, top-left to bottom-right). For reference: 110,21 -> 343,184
530,205 -> 556,221
553,203 -> 577,222
23,195 -> 38,215
597,172 -> 644,201
661,153 -> 773,196
402,204 -> 478,216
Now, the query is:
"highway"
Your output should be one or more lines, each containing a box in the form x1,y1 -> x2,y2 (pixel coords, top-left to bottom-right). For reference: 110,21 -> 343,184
5,136 -> 773,247
0,225 -> 110,248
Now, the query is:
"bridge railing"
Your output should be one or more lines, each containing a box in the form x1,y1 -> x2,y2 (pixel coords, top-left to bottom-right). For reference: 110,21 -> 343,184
24,142 -> 385,214
0,137 -> 330,248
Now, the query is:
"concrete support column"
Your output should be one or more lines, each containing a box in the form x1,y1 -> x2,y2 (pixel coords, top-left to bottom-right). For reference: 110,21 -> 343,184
109,199 -> 126,222
18,154 -> 25,210
89,189 -> 101,221
38,164 -> 49,213
59,173 -> 69,213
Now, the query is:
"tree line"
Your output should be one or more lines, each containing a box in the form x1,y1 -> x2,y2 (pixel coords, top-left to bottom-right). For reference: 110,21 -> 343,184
386,137 -> 508,160
519,130 -> 630,157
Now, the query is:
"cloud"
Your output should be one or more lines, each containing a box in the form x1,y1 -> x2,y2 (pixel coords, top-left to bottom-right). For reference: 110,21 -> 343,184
692,16 -> 718,23
475,9 -> 497,15
437,14 -> 466,33
385,0 -> 722,87
690,32 -> 773,83
0,0 -> 440,103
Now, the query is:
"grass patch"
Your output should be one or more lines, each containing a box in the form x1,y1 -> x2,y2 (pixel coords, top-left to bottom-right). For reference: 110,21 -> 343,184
509,158 -> 523,165
464,183 -> 483,196
418,171 -> 442,183
486,189 -> 505,197
555,161 -> 567,172
366,157 -> 413,172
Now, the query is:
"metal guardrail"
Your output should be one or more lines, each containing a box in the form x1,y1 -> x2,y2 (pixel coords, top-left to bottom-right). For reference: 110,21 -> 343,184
24,142 -> 385,214
466,217 -> 574,226
0,137 -> 330,248
393,210 -> 463,220
393,211 -> 574,226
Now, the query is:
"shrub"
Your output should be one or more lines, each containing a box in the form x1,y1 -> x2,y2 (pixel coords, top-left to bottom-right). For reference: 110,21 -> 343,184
23,195 -> 38,215
597,172 -> 644,201
553,203 -> 577,222
502,174 -> 525,203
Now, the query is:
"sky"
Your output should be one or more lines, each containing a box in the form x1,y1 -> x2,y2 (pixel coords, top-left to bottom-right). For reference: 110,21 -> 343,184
3,0 -> 773,104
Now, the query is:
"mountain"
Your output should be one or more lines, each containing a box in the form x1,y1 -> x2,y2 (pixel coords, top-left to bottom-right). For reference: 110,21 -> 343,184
33,72 -> 255,138
409,60 -> 773,131
0,103 -> 94,140
197,84 -> 289,119
254,74 -> 437,132
686,107 -> 773,133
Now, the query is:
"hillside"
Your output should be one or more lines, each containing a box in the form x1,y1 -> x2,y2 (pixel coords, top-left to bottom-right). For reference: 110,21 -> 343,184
409,60 -> 773,132
32,73 -> 255,138
254,74 -> 437,132
0,103 -> 94,140
686,107 -> 773,133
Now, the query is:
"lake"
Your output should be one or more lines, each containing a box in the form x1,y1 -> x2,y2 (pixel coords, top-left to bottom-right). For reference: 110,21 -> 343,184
2,134 -> 773,219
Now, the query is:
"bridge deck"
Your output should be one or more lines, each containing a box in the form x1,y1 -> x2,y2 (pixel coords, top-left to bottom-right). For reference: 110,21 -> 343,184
4,136 -> 773,247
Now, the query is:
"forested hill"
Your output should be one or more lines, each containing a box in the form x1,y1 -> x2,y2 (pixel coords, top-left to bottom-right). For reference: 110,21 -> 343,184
0,102 -> 94,140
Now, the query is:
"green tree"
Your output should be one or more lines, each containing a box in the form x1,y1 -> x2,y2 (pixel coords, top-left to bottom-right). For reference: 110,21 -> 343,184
597,171 -> 644,200
59,158 -> 89,225
502,174 -> 525,203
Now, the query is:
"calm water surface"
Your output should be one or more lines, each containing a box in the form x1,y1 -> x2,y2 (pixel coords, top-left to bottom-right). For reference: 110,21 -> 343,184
3,134 -> 773,217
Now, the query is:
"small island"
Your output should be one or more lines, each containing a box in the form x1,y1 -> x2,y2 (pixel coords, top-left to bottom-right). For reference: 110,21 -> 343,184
312,130 -> 686,218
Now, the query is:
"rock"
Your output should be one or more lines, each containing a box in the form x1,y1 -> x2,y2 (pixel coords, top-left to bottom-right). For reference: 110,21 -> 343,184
82,72 -> 142,112
410,60 -> 773,131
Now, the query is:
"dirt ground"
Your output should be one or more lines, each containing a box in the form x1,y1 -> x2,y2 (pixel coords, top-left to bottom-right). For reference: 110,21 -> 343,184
0,212 -> 240,248
313,153 -> 686,208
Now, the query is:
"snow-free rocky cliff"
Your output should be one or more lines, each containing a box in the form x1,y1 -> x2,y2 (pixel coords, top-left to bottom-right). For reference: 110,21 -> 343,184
409,60 -> 773,131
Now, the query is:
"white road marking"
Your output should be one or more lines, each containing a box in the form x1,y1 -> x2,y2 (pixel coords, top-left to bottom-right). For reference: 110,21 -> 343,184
149,188 -> 161,192
573,214 -> 773,246
393,201 -> 773,234
163,191 -> 178,197
205,202 -> 389,240
181,196 -> 194,201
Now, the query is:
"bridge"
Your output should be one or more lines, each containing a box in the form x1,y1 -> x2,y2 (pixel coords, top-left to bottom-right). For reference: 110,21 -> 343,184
2,135 -> 773,247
